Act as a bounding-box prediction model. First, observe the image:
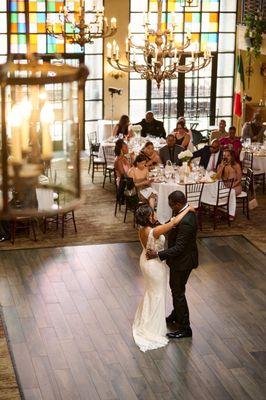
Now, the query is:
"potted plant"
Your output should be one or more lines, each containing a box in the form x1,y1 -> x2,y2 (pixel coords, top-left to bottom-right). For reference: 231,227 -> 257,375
244,13 -> 264,59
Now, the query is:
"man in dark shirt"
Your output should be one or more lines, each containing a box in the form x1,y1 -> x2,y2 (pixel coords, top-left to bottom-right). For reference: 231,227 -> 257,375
136,111 -> 166,138
159,134 -> 183,165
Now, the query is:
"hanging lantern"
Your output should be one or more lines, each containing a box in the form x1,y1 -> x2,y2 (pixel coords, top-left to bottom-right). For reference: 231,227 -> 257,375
0,57 -> 89,218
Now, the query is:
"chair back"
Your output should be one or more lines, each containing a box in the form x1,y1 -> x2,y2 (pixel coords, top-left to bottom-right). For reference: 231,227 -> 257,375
242,151 -> 253,172
87,131 -> 99,156
191,130 -> 203,147
243,168 -> 253,193
185,182 -> 204,209
217,178 -> 234,207
103,146 -> 116,167
90,141 -> 100,154
87,131 -> 98,144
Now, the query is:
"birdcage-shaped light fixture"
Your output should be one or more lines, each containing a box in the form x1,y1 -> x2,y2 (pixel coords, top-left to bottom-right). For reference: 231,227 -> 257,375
0,57 -> 89,218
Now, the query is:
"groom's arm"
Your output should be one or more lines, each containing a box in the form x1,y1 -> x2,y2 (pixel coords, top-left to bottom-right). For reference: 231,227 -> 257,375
158,223 -> 192,261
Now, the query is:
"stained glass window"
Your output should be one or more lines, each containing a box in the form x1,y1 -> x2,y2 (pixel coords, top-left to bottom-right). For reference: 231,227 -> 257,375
5,0 -> 103,150
130,0 -> 237,130
0,1 -> 7,63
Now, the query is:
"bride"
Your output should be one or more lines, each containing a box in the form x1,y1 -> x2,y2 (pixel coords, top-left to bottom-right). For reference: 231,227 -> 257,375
133,204 -> 193,352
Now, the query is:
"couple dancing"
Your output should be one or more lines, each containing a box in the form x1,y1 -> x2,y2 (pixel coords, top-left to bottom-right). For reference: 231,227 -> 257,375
133,190 -> 198,352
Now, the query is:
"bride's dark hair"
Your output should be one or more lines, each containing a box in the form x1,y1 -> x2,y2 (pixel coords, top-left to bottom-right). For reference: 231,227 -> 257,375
135,204 -> 154,227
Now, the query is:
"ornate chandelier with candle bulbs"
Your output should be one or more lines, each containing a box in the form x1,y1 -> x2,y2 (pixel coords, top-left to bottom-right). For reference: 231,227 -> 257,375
46,0 -> 117,49
107,0 -> 211,88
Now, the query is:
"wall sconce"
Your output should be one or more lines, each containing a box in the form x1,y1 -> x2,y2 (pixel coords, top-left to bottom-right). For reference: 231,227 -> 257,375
110,70 -> 124,80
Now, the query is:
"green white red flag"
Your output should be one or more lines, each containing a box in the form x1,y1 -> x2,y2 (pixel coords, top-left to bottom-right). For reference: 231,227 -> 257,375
233,54 -> 245,117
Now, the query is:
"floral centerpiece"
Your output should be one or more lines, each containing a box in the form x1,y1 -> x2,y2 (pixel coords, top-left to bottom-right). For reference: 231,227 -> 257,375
131,124 -> 142,137
178,149 -> 193,164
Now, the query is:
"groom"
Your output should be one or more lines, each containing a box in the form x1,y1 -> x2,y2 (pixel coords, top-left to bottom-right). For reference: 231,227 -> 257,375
147,190 -> 198,338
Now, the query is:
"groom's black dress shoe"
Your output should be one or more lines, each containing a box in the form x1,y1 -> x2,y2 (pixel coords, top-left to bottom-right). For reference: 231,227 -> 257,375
167,328 -> 192,339
166,315 -> 176,324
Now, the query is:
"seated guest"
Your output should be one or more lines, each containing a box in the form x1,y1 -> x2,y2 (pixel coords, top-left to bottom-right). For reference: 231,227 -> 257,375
112,115 -> 133,139
172,122 -> 191,149
216,149 -> 242,195
210,119 -> 227,142
128,154 -> 157,209
192,139 -> 222,171
242,112 -> 265,143
136,111 -> 166,138
140,141 -> 160,168
219,126 -> 242,162
177,116 -> 193,141
159,134 -> 183,166
114,139 -> 134,184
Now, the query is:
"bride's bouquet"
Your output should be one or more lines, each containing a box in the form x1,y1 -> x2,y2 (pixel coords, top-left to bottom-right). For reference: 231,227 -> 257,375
178,149 -> 193,164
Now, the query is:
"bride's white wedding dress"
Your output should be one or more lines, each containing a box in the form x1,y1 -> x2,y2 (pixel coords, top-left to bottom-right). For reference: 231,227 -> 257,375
133,229 -> 169,352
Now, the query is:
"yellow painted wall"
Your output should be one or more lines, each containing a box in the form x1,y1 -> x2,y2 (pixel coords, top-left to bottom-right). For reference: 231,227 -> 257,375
103,0 -> 129,120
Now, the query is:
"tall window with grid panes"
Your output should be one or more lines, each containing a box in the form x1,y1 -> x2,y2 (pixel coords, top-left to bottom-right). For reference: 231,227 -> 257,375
4,0 -> 103,150
129,0 -> 237,133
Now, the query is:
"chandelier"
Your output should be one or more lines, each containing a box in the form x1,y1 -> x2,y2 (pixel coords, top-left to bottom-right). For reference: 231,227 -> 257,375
107,0 -> 211,88
0,57 -> 88,218
46,0 -> 117,49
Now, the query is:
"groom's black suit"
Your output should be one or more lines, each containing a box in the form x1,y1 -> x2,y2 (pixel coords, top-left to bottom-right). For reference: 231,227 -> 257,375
158,211 -> 198,330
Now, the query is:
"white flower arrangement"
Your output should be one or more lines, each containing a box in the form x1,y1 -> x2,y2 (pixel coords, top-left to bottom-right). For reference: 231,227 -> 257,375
178,149 -> 193,162
132,124 -> 142,133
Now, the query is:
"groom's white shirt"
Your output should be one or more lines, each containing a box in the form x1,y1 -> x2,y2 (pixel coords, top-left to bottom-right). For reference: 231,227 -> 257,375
177,203 -> 189,215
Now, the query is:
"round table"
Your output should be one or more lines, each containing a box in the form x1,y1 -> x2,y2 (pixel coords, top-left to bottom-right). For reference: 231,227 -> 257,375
152,180 -> 236,223
240,151 -> 266,173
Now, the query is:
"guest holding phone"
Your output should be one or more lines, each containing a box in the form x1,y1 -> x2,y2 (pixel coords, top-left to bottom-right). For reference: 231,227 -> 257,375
216,149 -> 242,195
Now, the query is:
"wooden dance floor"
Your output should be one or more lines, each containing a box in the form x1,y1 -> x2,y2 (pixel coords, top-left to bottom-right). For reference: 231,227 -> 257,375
0,236 -> 265,400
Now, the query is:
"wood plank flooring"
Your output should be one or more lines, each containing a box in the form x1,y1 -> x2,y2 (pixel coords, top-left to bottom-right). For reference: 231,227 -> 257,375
0,236 -> 265,400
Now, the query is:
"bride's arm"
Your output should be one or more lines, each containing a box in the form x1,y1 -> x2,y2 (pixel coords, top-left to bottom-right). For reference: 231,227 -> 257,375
153,205 -> 193,239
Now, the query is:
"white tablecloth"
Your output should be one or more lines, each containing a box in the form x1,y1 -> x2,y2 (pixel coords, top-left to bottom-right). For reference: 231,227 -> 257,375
240,151 -> 266,173
152,181 -> 236,223
98,142 -> 115,159
97,120 -> 117,142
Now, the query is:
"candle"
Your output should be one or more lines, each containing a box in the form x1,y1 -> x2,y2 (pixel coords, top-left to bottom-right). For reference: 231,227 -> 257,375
107,42 -> 112,58
125,38 -> 129,53
110,17 -> 116,29
186,30 -> 191,40
115,45 -> 119,60
20,99 -> 32,152
10,104 -> 22,165
191,51 -> 195,61
147,12 -> 151,24
173,48 -> 177,63
40,103 -> 54,160
169,30 -> 173,41
112,40 -> 116,54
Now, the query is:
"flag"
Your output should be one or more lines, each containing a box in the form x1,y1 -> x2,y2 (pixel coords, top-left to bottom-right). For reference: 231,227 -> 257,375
233,54 -> 245,117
